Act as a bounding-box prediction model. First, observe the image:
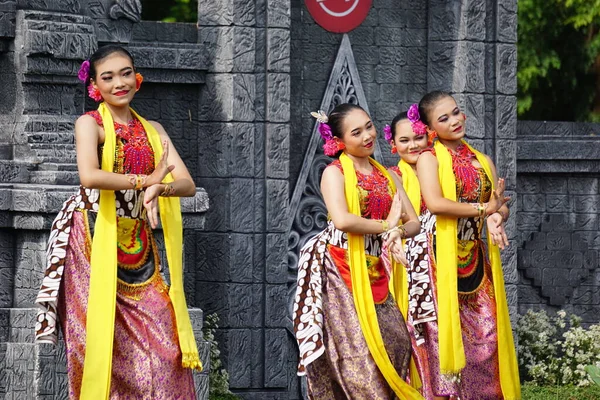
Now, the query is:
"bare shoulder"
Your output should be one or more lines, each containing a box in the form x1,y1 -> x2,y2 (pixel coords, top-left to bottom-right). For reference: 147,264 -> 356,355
75,114 -> 97,128
322,163 -> 344,182
417,150 -> 438,166
148,120 -> 167,134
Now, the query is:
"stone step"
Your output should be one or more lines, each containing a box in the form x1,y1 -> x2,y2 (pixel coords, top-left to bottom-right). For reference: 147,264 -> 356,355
36,163 -> 77,172
29,170 -> 80,185
29,144 -> 76,164
0,308 -> 37,343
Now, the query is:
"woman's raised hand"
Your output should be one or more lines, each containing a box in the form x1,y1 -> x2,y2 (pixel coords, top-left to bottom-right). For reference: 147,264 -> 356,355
487,178 -> 510,215
385,191 -> 403,228
148,140 -> 175,186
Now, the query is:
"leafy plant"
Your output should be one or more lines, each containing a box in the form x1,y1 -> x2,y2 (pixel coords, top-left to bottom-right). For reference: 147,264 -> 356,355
516,309 -> 600,387
202,313 -> 239,400
585,364 -> 600,386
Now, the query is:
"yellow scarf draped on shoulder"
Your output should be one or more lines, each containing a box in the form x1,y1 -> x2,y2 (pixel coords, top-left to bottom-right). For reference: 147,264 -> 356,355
433,140 -> 520,399
399,159 -> 421,217
80,103 -> 202,399
339,152 -> 423,399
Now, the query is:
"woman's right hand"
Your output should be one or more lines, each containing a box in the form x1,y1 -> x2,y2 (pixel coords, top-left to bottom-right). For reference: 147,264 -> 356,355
487,178 -> 510,215
385,191 -> 403,229
147,140 -> 175,186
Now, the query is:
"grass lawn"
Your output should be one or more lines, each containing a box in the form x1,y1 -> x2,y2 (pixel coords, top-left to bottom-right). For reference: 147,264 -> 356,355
522,383 -> 600,399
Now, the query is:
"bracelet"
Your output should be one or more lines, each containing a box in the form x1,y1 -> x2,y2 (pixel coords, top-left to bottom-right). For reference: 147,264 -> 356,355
380,219 -> 389,232
470,203 -> 486,218
399,225 -> 407,239
160,183 -> 176,197
126,174 -> 147,190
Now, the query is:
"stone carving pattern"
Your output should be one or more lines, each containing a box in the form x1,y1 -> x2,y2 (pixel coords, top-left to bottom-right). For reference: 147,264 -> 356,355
109,0 -> 142,22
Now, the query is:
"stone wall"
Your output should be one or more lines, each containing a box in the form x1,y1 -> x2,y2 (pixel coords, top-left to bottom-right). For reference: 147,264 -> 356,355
517,120 -> 600,324
194,0 -> 293,398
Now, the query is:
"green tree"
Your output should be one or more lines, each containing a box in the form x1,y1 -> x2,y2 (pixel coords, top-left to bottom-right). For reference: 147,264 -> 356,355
518,0 -> 600,121
141,0 -> 197,23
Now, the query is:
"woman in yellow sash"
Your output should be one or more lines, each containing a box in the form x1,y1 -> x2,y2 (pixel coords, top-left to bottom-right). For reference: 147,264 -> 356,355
414,91 -> 520,399
292,103 -> 423,399
385,106 -> 438,399
34,45 -> 201,399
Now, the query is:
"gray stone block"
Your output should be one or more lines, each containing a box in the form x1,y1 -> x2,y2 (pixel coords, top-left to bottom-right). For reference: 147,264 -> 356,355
375,65 -> 401,84
574,213 -> 599,231
265,123 -> 289,179
545,195 -> 571,213
267,0 -> 290,28
199,0 -> 233,26
541,176 -> 568,194
196,233 -> 230,282
429,0 -> 486,41
266,179 -> 288,232
267,29 -> 289,73
230,178 -> 256,232
264,329 -> 288,387
353,46 -> 381,65
231,123 -> 256,178
234,27 -> 256,73
265,284 -> 287,327
375,27 -> 404,46
218,328 -> 264,388
501,244 -> 518,284
496,44 -> 517,95
574,195 -> 600,213
497,0 -> 517,43
568,177 -> 599,195
199,27 -> 234,73
197,283 -> 263,328
266,233 -> 286,284
198,178 -> 230,231
266,73 -> 290,123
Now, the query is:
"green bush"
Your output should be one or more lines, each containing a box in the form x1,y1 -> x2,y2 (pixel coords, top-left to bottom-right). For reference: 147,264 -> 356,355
516,309 -> 600,387
522,383 -> 600,399
202,313 -> 240,400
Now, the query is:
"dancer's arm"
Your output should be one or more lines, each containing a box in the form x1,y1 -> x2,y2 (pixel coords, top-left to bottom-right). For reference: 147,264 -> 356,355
75,115 -> 173,190
417,151 -> 507,218
321,165 -> 402,235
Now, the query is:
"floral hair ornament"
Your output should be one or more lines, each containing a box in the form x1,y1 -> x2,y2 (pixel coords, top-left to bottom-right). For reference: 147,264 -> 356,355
311,110 -> 343,156
383,124 -> 393,141
136,72 -> 144,91
78,60 -> 90,83
407,103 -> 428,136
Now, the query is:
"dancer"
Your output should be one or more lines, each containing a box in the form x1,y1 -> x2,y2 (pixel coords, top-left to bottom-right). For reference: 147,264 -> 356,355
385,105 -> 436,398
293,103 -> 423,399
413,91 -> 520,399
35,45 -> 201,399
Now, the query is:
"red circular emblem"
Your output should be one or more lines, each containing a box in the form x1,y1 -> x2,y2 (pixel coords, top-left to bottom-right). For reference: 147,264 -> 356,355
305,0 -> 373,33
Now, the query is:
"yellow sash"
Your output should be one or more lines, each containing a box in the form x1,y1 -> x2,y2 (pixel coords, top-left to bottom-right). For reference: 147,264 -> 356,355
434,140 -> 521,399
399,160 -> 421,216
340,152 -> 423,399
80,103 -> 201,399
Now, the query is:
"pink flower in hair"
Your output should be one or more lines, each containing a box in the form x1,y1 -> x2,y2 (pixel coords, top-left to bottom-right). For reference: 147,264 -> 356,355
78,60 -> 90,82
87,83 -> 102,102
407,103 -> 420,123
383,124 -> 392,141
323,139 -> 339,156
412,120 -> 428,136
318,122 -> 333,141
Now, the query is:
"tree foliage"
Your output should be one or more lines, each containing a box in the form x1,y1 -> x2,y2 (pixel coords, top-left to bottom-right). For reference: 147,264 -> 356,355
141,0 -> 197,23
518,0 -> 600,121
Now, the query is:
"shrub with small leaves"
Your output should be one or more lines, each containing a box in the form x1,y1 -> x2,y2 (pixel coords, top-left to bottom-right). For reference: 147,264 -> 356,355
517,309 -> 600,387
202,313 -> 239,400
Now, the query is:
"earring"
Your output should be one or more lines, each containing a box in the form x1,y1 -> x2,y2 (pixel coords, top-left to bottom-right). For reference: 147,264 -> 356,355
462,113 -> 467,121
87,83 -> 102,102
391,146 -> 397,154
135,72 -> 144,91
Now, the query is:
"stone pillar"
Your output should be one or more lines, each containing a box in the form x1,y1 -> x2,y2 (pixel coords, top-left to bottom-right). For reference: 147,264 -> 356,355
196,0 -> 291,396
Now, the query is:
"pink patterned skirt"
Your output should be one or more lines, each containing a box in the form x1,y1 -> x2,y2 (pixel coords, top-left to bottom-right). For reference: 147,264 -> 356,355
412,247 -> 503,400
57,210 -> 195,399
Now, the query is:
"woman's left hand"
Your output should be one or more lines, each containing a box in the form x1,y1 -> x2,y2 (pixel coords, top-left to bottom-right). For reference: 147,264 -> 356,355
144,183 -> 163,229
385,230 -> 408,265
487,212 -> 509,250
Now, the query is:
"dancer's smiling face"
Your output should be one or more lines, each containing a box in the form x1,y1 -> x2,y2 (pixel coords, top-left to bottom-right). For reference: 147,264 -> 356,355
392,119 -> 428,165
339,108 -> 377,158
424,96 -> 466,142
90,53 -> 137,107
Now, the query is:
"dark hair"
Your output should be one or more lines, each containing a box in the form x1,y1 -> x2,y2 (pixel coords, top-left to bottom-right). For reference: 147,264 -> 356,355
327,103 -> 367,138
87,45 -> 135,85
418,90 -> 452,126
389,111 -> 409,140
